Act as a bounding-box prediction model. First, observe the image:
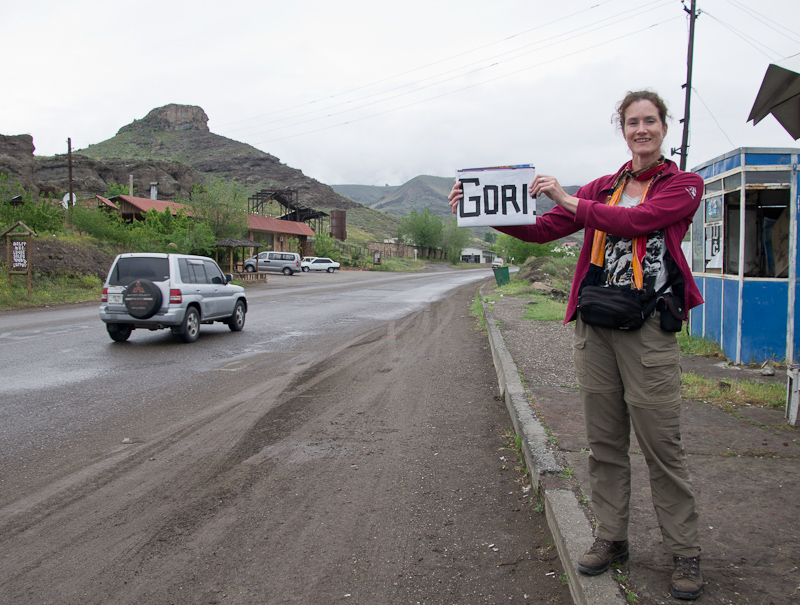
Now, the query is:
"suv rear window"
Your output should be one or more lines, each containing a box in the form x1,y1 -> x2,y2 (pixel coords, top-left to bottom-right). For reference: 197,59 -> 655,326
109,257 -> 170,286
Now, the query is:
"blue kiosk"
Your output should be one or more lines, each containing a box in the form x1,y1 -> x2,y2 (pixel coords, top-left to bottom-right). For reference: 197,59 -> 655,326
689,147 -> 799,364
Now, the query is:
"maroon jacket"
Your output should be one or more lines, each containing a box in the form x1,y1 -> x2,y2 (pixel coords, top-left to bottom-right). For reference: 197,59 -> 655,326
496,159 -> 704,325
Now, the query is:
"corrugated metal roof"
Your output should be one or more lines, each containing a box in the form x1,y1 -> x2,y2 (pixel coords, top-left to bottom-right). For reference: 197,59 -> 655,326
247,214 -> 315,237
107,195 -> 315,237
115,195 -> 189,215
96,195 -> 119,210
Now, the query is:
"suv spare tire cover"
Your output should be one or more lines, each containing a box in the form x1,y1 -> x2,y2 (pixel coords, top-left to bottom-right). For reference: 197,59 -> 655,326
124,279 -> 162,319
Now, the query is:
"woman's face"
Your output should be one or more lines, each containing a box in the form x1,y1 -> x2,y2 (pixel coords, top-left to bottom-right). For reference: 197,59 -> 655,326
622,100 -> 667,161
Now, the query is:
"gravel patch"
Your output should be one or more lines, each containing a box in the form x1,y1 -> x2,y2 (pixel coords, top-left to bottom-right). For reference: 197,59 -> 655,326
486,296 -> 576,388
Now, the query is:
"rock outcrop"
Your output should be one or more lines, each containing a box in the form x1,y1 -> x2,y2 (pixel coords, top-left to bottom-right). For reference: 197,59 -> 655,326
118,104 -> 210,134
0,134 -> 37,190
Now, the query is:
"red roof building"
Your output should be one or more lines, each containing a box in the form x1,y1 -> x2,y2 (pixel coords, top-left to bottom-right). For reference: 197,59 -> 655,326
98,194 -> 315,254
107,195 -> 191,221
247,214 -> 315,254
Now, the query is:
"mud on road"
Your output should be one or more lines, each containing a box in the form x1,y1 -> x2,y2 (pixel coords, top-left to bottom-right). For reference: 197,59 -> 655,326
0,284 -> 570,604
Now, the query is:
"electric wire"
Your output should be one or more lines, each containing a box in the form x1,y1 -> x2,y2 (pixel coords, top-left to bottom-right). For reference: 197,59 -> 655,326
214,0 -> 622,131
723,0 -> 800,46
251,16 -> 681,145
702,10 -> 782,60
692,87 -> 736,149
235,2 -> 675,140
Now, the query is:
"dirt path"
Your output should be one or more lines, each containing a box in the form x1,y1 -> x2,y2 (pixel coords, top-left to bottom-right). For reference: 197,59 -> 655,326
0,284 -> 570,604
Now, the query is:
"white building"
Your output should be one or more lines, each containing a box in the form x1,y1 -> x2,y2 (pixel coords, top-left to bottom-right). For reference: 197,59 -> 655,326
461,247 -> 498,264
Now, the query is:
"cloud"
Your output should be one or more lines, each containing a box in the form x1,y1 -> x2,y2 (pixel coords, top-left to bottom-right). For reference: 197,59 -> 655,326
2,0 -> 798,187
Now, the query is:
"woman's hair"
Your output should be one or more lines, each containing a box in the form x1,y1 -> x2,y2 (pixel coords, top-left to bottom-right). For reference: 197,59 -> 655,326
615,90 -> 670,129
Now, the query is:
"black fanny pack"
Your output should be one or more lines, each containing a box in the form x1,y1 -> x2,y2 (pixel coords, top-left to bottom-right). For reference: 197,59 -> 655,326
578,285 -> 650,330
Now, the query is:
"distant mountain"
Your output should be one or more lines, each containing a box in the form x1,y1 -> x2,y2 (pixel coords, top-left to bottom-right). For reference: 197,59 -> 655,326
334,176 -> 451,217
333,177 -> 582,219
331,184 -> 399,207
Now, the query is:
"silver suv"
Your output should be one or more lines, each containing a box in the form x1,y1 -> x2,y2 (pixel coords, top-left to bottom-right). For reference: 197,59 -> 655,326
244,251 -> 301,275
99,253 -> 247,343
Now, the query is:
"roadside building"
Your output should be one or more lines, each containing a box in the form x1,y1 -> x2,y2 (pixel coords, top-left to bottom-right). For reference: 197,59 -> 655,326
689,147 -> 799,363
461,246 -> 498,264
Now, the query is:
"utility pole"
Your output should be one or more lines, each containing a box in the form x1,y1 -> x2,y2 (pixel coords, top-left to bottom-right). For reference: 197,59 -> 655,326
672,0 -> 698,171
67,138 -> 74,207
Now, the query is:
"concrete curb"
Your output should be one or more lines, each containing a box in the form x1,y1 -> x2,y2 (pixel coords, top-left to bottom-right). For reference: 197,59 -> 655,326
482,297 -> 622,605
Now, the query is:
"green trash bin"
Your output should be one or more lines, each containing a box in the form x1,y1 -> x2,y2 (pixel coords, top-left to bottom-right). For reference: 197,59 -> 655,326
493,266 -> 510,287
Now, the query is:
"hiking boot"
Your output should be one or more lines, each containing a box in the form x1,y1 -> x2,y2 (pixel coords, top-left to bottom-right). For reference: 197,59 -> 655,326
670,555 -> 703,600
577,538 -> 629,575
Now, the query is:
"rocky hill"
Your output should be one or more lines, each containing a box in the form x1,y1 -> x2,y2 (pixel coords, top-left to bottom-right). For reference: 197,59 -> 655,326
1,105 -> 366,211
79,104 -> 360,211
0,133 -> 199,199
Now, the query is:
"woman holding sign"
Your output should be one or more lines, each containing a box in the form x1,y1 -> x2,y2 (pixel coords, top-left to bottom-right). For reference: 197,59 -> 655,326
448,90 -> 704,600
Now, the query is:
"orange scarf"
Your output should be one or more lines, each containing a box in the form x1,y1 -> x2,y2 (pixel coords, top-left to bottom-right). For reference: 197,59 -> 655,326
589,158 -> 666,290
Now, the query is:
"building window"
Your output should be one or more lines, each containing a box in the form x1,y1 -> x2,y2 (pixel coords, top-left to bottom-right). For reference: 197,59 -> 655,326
693,171 -> 791,278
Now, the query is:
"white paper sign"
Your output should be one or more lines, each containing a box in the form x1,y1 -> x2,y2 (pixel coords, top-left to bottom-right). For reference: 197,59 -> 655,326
456,165 -> 537,227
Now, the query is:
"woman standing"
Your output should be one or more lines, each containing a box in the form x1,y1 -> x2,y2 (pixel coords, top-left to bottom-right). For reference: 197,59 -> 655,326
448,90 -> 705,600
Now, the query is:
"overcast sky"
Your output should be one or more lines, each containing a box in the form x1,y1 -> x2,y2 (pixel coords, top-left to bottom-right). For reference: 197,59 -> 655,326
2,0 -> 799,188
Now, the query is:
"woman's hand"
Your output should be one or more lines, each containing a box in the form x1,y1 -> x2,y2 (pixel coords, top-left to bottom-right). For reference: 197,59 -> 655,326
529,174 -> 579,215
448,179 -> 463,214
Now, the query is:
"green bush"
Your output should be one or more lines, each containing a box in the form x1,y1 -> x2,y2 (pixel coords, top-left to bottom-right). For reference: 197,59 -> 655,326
0,174 -> 64,235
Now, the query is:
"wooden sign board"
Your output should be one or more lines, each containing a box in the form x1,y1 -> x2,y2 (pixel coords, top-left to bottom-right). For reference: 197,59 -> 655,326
456,165 -> 537,227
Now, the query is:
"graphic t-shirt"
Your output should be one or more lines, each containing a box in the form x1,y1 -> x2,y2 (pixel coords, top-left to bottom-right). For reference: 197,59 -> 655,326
601,192 -> 668,293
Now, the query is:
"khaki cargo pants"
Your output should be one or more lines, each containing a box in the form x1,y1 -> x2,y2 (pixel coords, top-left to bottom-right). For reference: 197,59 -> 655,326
573,315 -> 701,557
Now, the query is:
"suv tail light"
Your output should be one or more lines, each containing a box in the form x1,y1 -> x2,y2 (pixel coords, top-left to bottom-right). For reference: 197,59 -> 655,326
101,287 -> 108,303
169,289 -> 182,304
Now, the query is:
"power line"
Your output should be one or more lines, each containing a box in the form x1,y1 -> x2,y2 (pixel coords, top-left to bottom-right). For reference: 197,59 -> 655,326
251,16 -> 680,146
692,87 -> 735,148
702,10 -> 781,60
214,0 -> 620,131
724,0 -> 800,46
228,2 -> 676,142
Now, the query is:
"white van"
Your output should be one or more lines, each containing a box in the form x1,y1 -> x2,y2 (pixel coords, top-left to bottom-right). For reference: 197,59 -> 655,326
243,251 -> 301,275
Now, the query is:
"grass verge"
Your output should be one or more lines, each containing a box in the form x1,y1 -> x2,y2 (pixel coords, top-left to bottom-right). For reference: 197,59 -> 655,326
0,271 -> 102,309
369,257 -> 426,271
681,372 -> 786,410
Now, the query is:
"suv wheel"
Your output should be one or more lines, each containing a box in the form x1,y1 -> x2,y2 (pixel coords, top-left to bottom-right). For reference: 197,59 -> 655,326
124,279 -> 162,319
179,307 -> 200,343
107,323 -> 132,342
228,300 -> 246,332
282,267 -> 293,276
245,265 -> 255,273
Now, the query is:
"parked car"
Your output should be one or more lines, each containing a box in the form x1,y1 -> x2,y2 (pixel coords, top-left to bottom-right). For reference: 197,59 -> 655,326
300,256 -> 318,271
491,258 -> 504,269
99,253 -> 247,343
303,257 -> 341,273
244,251 -> 301,275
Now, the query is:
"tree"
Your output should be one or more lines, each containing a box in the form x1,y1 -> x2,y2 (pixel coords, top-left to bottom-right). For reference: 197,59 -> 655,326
441,218 -> 472,264
105,182 -> 129,198
496,233 -> 553,264
0,174 -> 63,235
313,232 -> 340,260
185,178 -> 248,239
397,208 -> 443,252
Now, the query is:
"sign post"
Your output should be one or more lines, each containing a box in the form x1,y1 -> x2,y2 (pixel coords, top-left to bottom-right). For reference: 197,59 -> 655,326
2,221 -> 37,297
